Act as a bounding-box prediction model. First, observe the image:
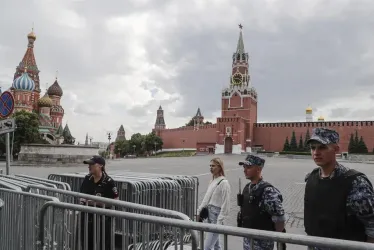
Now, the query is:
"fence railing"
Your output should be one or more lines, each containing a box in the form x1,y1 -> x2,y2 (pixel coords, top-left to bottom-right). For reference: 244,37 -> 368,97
37,201 -> 374,250
27,184 -> 198,249
0,188 -> 59,250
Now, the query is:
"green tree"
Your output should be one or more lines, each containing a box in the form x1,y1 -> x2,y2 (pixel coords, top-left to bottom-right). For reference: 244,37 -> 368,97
128,133 -> 145,155
114,140 -> 129,157
143,132 -> 163,153
354,130 -> 359,149
304,129 -> 311,151
11,110 -> 45,156
283,137 -> 290,152
298,134 -> 304,152
289,131 -> 298,151
348,133 -> 355,153
357,136 -> 368,154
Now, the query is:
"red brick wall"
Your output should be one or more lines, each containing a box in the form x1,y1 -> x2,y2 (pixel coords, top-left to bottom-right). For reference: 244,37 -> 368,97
159,125 -> 217,149
253,121 -> 374,153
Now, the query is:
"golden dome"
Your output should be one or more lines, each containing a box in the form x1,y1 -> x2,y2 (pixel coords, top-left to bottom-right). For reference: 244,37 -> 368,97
306,106 -> 312,112
27,28 -> 36,40
317,115 -> 325,121
38,93 -> 53,107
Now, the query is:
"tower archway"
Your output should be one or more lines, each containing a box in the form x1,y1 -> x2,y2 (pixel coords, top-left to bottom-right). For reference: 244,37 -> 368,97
224,137 -> 233,154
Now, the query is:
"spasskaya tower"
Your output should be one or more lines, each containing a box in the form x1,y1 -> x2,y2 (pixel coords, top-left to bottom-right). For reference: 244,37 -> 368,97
215,24 -> 258,154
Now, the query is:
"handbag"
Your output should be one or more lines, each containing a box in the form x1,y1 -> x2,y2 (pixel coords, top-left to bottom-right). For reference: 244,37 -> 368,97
198,178 -> 225,222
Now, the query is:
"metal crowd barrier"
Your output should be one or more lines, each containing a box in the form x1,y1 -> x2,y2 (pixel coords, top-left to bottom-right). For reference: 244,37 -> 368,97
48,171 -> 199,220
37,201 -> 374,250
0,188 -> 58,250
27,184 -> 198,249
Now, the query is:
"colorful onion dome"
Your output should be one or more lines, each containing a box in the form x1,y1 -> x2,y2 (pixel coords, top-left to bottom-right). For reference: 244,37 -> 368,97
13,71 -> 35,91
47,79 -> 63,96
38,93 -> 53,107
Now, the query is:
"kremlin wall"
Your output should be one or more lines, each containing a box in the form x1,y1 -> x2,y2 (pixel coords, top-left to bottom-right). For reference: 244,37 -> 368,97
153,26 -> 374,154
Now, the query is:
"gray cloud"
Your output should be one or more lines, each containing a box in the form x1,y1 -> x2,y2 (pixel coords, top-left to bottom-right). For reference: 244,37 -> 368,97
1,0 -> 374,142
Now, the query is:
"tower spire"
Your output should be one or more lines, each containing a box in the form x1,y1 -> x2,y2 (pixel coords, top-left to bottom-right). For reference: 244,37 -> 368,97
236,24 -> 245,54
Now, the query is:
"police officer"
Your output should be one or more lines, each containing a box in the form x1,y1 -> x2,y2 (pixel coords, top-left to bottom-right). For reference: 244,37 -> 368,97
237,155 -> 286,250
79,155 -> 119,250
304,128 -> 374,248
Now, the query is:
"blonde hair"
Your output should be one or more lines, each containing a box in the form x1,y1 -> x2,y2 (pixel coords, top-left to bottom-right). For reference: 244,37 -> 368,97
210,157 -> 225,177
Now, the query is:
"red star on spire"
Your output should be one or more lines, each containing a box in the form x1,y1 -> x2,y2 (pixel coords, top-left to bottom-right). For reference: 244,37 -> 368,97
239,24 -> 243,29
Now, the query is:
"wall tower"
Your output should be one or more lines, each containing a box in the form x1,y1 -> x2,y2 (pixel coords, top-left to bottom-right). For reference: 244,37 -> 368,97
193,107 -> 204,130
116,125 -> 126,141
216,24 -> 258,154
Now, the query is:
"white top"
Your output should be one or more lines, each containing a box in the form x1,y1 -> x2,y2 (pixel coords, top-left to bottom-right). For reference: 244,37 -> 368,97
197,176 -> 231,224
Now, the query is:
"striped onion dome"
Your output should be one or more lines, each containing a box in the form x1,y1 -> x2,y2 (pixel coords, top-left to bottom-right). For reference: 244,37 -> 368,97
38,93 -> 53,107
13,72 -> 35,91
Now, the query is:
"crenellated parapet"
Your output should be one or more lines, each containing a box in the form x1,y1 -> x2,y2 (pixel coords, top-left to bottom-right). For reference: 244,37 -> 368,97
255,120 -> 374,128
161,124 -> 217,132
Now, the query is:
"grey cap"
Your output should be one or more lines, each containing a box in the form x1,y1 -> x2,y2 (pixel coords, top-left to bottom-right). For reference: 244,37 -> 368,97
307,127 -> 339,145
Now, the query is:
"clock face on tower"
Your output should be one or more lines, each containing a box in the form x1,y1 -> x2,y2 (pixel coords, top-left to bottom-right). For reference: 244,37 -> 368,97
232,73 -> 243,85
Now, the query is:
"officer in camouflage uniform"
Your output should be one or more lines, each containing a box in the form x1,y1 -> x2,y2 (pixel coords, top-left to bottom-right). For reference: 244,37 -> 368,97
304,128 -> 374,249
237,155 -> 286,250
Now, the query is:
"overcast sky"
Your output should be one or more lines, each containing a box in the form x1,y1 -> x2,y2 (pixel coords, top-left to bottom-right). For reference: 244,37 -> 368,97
1,0 -> 374,143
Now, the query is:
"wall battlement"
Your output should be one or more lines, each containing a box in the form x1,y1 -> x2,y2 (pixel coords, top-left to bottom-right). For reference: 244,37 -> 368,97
217,117 -> 245,123
255,120 -> 374,128
160,124 -> 217,132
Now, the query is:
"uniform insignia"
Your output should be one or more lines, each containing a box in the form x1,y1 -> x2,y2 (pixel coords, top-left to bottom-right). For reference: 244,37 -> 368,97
112,187 -> 118,193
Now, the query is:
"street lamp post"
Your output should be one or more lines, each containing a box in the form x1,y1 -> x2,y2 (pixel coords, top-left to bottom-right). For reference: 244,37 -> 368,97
107,132 -> 112,159
154,142 -> 158,155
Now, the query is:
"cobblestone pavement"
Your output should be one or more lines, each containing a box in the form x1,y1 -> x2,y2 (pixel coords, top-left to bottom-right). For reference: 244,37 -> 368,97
2,155 -> 374,249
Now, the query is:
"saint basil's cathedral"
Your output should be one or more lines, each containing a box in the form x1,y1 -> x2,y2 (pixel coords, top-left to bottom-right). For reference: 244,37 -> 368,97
6,29 -> 74,144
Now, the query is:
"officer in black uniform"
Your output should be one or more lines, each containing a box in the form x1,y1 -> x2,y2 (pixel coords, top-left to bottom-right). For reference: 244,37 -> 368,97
79,155 -> 119,250
304,128 -> 374,249
237,154 -> 286,250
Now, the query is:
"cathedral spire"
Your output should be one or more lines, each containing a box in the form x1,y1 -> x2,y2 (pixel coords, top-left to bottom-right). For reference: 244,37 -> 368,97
14,28 -> 40,92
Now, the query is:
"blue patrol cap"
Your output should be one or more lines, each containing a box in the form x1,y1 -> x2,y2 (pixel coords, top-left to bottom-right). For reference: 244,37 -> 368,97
307,127 -> 339,145
239,155 -> 265,167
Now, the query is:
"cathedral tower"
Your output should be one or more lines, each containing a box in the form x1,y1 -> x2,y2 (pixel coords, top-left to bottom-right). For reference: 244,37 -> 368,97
48,76 -> 64,128
13,28 -> 41,110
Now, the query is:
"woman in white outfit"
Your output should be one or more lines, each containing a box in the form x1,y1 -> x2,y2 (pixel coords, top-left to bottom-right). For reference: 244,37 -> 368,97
197,157 -> 231,250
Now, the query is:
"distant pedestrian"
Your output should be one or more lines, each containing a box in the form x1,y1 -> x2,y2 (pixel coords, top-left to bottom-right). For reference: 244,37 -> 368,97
304,128 -> 374,249
197,157 -> 231,250
237,154 -> 286,250
79,155 -> 119,250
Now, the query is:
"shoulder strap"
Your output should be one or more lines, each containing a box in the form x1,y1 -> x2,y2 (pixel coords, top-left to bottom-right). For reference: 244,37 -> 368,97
207,178 -> 226,204
305,167 -> 319,182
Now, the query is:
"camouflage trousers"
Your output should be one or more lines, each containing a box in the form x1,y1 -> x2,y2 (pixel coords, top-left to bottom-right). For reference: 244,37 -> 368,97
243,237 -> 274,250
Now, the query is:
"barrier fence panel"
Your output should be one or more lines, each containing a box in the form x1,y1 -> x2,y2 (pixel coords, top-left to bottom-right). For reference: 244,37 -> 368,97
48,171 -> 199,220
27,184 -> 198,250
37,201 -> 374,250
0,188 -> 59,250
